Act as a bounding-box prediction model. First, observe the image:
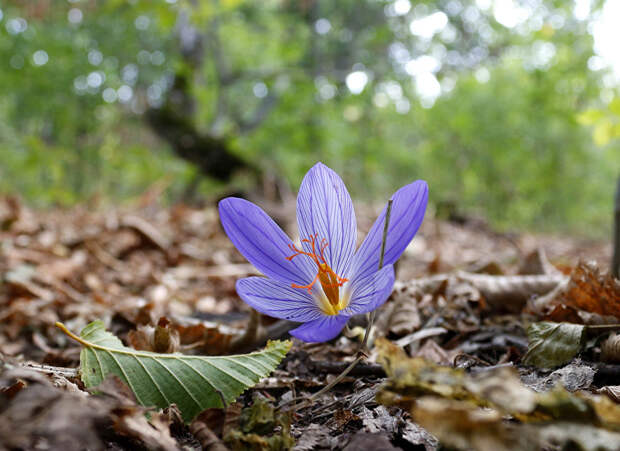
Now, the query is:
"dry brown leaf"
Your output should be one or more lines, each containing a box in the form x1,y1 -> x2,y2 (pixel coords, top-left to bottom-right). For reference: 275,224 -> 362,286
530,262 -> 620,323
382,285 -> 422,336
601,334 -> 620,363
332,408 -> 360,431
37,250 -> 88,280
173,321 -> 239,355
518,248 -> 559,276
414,339 -> 450,365
0,367 -> 108,450
112,408 -> 179,451
121,214 -> 171,252
127,317 -> 181,353
597,386 -> 620,403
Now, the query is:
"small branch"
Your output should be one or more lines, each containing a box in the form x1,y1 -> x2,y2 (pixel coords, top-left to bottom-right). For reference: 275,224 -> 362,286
22,362 -> 79,379
310,359 -> 386,377
394,326 -> 448,348
585,324 -> 620,333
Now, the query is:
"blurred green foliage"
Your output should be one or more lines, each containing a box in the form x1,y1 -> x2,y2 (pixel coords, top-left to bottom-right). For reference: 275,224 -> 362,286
0,0 -> 617,235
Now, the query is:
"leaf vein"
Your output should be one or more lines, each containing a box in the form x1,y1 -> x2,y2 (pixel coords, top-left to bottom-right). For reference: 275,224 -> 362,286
103,349 -> 146,405
151,358 -> 203,411
133,355 -> 170,405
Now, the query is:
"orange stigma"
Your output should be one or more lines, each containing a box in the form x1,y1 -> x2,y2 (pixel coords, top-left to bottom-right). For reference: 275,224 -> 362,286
286,234 -> 348,314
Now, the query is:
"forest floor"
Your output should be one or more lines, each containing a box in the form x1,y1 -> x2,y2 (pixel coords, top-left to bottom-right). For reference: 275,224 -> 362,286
1,195 -> 619,450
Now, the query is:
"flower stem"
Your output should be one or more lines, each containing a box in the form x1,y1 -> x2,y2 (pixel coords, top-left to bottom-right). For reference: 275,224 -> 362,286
361,199 -> 393,350
307,199 -> 393,403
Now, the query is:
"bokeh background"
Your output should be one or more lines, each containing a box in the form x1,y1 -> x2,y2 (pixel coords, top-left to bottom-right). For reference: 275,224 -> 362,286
0,0 -> 618,236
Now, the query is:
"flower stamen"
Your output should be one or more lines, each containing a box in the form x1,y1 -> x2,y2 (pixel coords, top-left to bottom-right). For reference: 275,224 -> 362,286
286,234 -> 348,312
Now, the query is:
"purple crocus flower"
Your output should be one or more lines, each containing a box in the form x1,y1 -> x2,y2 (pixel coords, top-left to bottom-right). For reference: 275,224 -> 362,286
219,162 -> 428,343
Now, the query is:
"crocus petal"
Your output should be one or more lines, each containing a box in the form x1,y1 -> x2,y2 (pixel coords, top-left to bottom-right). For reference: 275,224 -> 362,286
289,314 -> 350,343
352,180 -> 428,281
219,197 -> 315,286
340,264 -> 395,316
236,277 -> 323,322
296,162 -> 357,279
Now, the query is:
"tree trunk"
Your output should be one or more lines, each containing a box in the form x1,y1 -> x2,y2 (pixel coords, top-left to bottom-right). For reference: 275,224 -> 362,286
145,73 -> 255,182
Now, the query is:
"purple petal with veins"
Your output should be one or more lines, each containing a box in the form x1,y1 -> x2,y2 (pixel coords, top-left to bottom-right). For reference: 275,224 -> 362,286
219,197 -> 315,286
296,162 -> 357,280
236,277 -> 323,322
289,314 -> 350,342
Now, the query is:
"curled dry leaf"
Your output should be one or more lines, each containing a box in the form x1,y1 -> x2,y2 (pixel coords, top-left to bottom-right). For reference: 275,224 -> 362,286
380,283 -> 422,336
292,423 -> 331,451
529,262 -> 620,324
189,420 -> 229,451
127,317 -> 181,354
111,407 -> 179,451
598,386 -> 620,404
601,333 -> 620,363
173,321 -> 240,355
518,248 -> 561,276
120,214 -> 171,252
456,271 -> 565,313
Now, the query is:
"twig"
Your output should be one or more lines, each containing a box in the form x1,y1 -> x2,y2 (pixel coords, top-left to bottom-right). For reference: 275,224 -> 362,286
22,362 -> 79,379
310,359 -> 386,377
305,355 -> 365,403
394,326 -> 448,348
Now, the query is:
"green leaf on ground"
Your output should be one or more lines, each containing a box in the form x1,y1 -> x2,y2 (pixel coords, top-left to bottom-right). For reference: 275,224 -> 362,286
56,320 -> 291,423
523,322 -> 585,369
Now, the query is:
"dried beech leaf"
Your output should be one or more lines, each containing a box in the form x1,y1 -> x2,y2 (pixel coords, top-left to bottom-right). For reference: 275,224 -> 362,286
384,285 -> 422,336
523,322 -> 585,369
532,263 -> 620,323
57,320 -> 291,423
